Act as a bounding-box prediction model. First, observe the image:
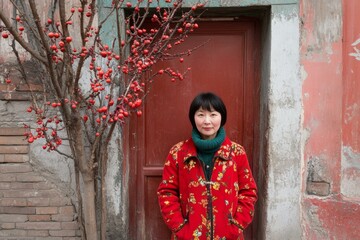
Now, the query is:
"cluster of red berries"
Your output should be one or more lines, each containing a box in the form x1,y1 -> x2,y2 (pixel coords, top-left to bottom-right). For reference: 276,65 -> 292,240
17,0 -> 203,150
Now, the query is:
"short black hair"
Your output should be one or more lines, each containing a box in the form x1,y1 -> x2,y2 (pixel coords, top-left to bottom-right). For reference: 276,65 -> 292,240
188,92 -> 227,129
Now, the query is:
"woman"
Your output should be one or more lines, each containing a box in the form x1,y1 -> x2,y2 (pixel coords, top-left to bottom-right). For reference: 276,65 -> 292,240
157,92 -> 257,240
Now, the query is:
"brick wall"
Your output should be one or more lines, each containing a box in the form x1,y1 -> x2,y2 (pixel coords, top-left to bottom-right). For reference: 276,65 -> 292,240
0,127 -> 81,240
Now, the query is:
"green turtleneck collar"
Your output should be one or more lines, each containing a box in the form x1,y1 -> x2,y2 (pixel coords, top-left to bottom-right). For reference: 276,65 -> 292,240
192,127 -> 226,180
192,127 -> 226,153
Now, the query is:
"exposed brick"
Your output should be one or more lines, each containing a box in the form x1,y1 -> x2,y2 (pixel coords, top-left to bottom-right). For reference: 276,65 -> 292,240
0,198 -> 27,207
4,189 -> 60,198
0,238 -> 57,240
34,182 -> 53,190
61,221 -> 79,230
0,128 -> 26,136
26,230 -> 49,237
0,155 -> 3,162
49,197 -> 71,206
36,207 -> 58,215
34,238 -> 62,240
306,181 -> 330,196
0,92 -> 34,101
51,214 -> 74,222
16,173 -> 43,182
59,206 -> 74,215
0,163 -> 32,173
16,84 -> 43,92
0,214 -> 28,222
63,237 -> 82,240
0,238 -> 34,240
28,214 -> 51,222
38,190 -> 61,198
0,207 -> 35,214
0,229 -> 26,237
3,154 -> 29,163
49,230 -> 76,237
27,198 -> 50,207
0,173 -> 16,182
11,182 -> 36,189
16,222 -> 61,230
0,84 -> 16,92
1,222 -> 15,229
0,146 -> 29,154
0,136 -> 27,145
0,182 -> 11,189
3,190 -> 38,198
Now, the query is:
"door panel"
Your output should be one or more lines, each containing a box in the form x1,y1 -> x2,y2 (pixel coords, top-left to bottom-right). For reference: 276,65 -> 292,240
129,20 -> 260,240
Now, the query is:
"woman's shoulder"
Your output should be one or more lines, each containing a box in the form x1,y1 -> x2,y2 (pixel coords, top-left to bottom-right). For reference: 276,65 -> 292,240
169,138 -> 194,152
223,138 -> 246,155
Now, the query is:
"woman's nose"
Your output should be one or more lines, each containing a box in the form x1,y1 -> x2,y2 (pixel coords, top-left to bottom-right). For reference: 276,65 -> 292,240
204,115 -> 211,123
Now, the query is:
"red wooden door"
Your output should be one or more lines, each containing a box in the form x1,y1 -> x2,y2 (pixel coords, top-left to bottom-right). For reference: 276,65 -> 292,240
129,19 -> 260,240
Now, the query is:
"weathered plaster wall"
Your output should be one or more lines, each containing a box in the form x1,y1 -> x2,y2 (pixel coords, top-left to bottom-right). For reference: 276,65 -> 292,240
257,8 -> 271,240
301,0 -> 360,239
264,4 -> 302,239
341,0 -> 360,200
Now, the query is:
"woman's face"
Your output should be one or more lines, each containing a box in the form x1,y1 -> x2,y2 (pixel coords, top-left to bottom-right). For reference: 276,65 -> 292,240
194,107 -> 222,140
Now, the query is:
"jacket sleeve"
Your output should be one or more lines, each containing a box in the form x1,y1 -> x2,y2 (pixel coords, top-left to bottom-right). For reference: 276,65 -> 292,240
157,145 -> 187,233
231,147 -> 258,230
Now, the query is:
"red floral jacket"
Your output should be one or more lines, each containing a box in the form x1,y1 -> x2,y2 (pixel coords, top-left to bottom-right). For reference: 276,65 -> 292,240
157,137 -> 257,240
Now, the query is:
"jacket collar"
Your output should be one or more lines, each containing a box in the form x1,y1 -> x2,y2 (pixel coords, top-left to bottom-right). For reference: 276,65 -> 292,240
183,137 -> 233,163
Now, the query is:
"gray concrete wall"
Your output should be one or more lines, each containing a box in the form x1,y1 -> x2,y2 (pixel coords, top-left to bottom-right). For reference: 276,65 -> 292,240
265,4 -> 301,239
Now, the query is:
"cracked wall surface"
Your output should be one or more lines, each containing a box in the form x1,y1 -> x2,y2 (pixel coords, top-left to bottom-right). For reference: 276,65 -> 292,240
301,0 -> 360,238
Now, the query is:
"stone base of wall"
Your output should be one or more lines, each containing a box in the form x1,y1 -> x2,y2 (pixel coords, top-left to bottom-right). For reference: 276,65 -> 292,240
0,127 -> 81,240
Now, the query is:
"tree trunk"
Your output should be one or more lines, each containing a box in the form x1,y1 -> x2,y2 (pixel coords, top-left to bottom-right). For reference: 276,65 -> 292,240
82,174 -> 98,240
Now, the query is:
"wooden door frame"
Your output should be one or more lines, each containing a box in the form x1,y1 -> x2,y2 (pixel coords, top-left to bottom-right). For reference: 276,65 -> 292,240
126,14 -> 264,240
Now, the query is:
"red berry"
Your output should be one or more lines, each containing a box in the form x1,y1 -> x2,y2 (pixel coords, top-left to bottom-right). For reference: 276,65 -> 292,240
136,110 -> 142,117
65,36 -> 72,43
2,32 -> 9,38
48,32 -> 55,38
126,2 -> 132,7
5,79 -> 11,84
28,137 -> 34,143
47,18 -> 52,24
100,51 -> 107,58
